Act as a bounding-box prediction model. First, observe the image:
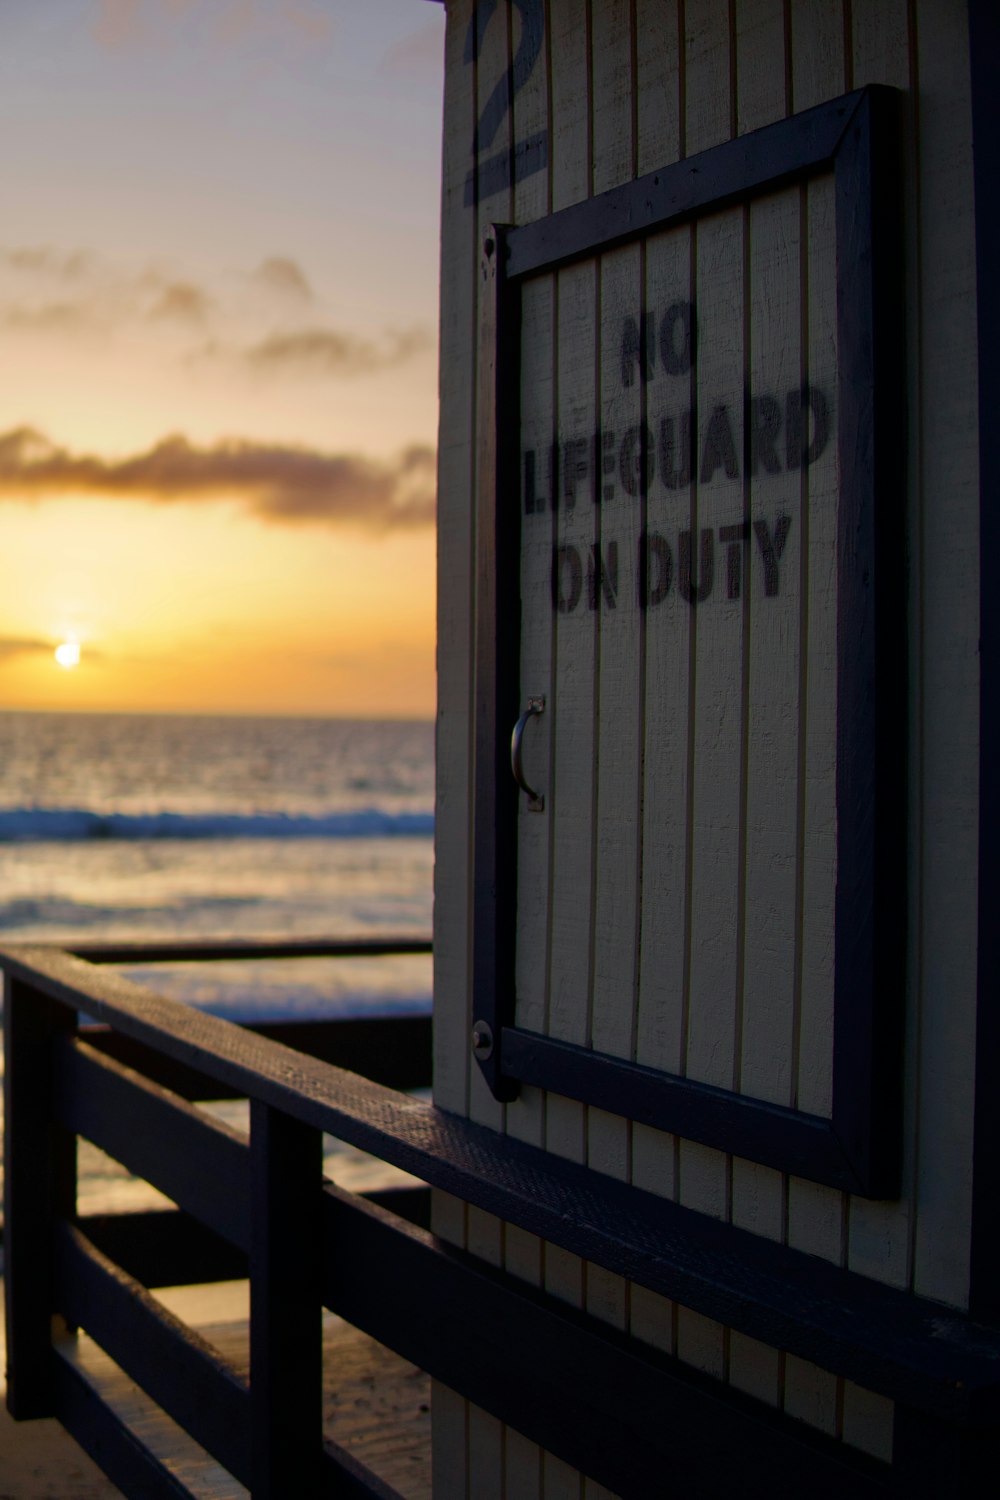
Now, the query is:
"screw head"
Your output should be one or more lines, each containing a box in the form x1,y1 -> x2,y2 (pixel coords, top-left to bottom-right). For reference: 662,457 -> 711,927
471,1020 -> 494,1060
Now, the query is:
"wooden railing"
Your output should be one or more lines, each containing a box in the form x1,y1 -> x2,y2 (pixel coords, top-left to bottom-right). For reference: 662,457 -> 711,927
4,941 -> 1000,1498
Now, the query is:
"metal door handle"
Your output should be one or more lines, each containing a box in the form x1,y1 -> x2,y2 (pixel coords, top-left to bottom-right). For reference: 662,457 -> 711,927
511,696 -> 545,810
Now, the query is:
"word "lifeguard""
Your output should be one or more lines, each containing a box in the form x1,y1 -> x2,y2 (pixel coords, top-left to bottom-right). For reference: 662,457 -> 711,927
523,386 -> 829,515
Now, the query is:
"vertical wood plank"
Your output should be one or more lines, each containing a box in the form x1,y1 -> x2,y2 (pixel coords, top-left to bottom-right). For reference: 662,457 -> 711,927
511,0 -> 554,1093
505,59 -> 555,1500
589,0 -> 638,1074
684,0 -> 732,155
787,1175 -> 845,1263
512,0 -> 555,1034
636,0 -> 681,173
783,1354 -> 840,1436
507,20 -> 554,1398
670,12 -> 735,1396
433,1384 -> 470,1500
684,202 -> 745,1100
676,1307 -> 726,1380
431,1190 -> 468,1245
586,0 -> 639,1349
786,1170 -> 846,1431
3,979 -> 76,1420
734,0 -> 787,135
635,21 -> 724,1351
543,1452 -> 584,1500
796,169 -> 838,1126
842,0 -> 919,1322
431,1184 -> 471,1495
730,45 -> 794,1424
740,184 -> 801,1113
676,1142 -> 727,1375
787,0 -> 845,113
434,0 -> 479,1123
549,0 -> 591,213
841,1382 -> 895,1464
785,39 -> 843,1354
434,6 -> 499,1489
467,1207 -> 505,1500
514,273 -> 556,1052
512,0 -> 551,228
730,1159 -> 784,1241
629,1284 -> 675,1356
626,24 -> 688,1386
506,1427 -> 543,1500
546,252 -> 597,1176
249,1103 -> 322,1497
907,0 -> 978,1312
470,0 -> 515,1139
784,34 -> 845,1451
677,1139 -> 728,1220
591,0 -> 633,192
586,40 -> 641,1366
632,216 -> 692,1228
729,1331 -> 781,1407
544,0 -> 594,1279
630,0 -> 684,1246
583,1481 -> 619,1500
850,0 -> 909,91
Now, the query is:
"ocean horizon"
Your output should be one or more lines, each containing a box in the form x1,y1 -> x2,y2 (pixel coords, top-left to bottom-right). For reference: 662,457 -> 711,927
0,708 -> 434,1018
0,708 -> 435,1213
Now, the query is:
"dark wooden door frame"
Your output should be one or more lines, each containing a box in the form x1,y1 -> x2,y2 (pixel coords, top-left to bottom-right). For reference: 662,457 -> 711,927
968,0 -> 1000,1321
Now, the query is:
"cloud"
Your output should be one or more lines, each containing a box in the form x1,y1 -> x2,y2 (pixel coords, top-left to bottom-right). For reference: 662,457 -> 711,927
252,256 -> 312,301
147,281 -> 214,324
3,302 -> 97,334
242,324 -> 432,377
0,247 -> 93,279
0,636 -> 54,661
0,427 -> 436,530
0,246 -> 374,367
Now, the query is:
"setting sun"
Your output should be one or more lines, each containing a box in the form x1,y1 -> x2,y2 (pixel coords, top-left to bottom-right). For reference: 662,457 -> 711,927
0,0 -> 442,720
54,641 -> 80,670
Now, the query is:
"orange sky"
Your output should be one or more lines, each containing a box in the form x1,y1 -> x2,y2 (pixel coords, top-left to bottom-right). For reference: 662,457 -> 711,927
0,0 -> 444,717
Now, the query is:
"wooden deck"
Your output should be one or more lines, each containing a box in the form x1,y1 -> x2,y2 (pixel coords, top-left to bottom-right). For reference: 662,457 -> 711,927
1,1278 -> 431,1499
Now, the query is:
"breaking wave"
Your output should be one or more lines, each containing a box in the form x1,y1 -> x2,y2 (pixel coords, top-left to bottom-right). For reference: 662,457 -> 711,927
0,807 -> 434,843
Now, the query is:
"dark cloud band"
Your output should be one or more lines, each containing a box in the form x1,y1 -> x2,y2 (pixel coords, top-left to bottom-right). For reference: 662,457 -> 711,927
0,427 -> 436,530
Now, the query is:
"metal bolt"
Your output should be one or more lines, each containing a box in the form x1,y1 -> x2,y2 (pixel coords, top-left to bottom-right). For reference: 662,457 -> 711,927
471,1020 -> 494,1059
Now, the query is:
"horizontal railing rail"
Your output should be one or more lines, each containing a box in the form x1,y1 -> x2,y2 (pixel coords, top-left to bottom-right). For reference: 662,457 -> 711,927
4,940 -> 1000,1497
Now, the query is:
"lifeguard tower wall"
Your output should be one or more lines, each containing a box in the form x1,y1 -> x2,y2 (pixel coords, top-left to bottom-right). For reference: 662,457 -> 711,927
432,1 -> 996,1492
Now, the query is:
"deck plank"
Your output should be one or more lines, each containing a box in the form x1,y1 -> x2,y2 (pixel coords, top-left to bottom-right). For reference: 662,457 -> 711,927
1,1279 -> 430,1500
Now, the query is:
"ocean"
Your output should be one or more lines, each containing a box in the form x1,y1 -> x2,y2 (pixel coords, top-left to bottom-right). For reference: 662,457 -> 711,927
0,710 -> 435,1209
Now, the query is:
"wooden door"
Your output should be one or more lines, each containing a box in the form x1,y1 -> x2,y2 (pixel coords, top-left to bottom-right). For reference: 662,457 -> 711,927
472,88 -> 905,1198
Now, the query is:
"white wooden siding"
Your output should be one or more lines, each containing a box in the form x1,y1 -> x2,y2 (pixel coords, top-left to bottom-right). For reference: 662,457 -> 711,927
434,0 -> 980,1490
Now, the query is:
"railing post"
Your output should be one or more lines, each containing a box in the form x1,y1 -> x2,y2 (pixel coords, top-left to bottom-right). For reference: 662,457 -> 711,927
249,1100 -> 323,1497
3,976 -> 77,1418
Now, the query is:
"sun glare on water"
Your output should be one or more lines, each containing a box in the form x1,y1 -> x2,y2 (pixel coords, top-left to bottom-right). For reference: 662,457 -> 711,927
55,640 -> 81,670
